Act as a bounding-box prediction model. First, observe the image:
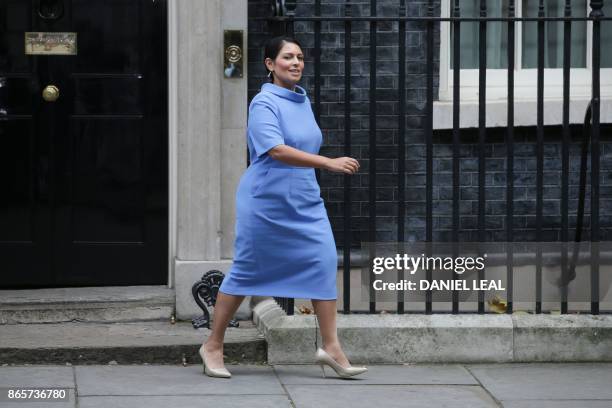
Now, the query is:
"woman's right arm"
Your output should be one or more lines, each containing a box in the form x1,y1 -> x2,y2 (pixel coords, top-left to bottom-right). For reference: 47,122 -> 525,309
268,145 -> 359,175
248,97 -> 359,175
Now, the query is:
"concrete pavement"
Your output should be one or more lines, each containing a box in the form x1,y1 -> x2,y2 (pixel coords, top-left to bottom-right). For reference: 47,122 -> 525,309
1,362 -> 611,407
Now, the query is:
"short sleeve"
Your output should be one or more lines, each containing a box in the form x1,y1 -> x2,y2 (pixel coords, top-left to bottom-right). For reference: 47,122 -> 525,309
248,98 -> 285,158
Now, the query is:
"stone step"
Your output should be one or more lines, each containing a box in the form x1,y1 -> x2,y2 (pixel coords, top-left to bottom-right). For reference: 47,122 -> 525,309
0,320 -> 266,365
0,286 -> 175,324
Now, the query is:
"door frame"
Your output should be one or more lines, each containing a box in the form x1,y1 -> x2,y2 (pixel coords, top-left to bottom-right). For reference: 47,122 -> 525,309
166,0 -> 248,292
167,0 -> 178,289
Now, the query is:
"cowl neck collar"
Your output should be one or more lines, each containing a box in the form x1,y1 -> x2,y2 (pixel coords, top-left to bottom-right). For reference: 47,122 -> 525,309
261,82 -> 307,103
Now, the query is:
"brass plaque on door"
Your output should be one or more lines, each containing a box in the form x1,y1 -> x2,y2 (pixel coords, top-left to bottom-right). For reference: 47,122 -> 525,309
25,32 -> 77,55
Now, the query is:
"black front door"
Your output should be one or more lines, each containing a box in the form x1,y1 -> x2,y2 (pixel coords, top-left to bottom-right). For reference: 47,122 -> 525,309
0,0 -> 168,288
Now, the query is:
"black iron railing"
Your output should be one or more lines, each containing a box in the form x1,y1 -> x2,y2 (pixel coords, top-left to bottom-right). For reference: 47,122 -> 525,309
263,0 -> 611,316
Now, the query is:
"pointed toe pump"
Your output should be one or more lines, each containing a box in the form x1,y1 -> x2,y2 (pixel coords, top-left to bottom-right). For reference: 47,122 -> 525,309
199,344 -> 231,378
315,347 -> 368,379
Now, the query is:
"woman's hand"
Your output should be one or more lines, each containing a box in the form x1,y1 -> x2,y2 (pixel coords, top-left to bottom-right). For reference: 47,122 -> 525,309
324,157 -> 360,175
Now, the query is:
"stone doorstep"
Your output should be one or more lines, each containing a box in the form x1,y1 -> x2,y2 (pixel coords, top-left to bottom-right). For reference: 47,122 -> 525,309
253,299 -> 612,364
0,286 -> 266,365
0,320 -> 266,365
0,286 -> 176,324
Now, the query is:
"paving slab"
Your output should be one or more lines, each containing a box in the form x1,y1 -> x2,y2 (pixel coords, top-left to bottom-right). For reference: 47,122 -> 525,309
0,366 -> 75,387
1,390 -> 76,408
466,363 -> 612,401
503,401 -> 612,408
0,366 -> 76,407
284,384 -> 499,408
78,395 -> 292,408
273,363 -> 478,385
2,362 -> 611,408
75,364 -> 286,396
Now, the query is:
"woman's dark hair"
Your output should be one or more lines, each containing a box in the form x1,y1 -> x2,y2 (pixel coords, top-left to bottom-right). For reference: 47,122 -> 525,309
264,36 -> 303,82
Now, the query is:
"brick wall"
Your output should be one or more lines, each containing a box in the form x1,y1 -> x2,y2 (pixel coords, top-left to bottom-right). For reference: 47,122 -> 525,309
247,0 -> 612,247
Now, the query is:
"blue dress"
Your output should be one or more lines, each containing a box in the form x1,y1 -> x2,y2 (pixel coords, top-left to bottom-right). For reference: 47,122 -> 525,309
219,82 -> 337,300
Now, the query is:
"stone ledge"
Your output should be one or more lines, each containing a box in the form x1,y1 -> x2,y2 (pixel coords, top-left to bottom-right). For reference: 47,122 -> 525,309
433,97 -> 612,129
253,299 -> 612,364
513,314 -> 612,362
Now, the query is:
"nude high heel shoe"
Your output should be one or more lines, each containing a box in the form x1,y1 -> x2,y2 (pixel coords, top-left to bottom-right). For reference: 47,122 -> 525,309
199,344 -> 231,378
315,347 -> 367,379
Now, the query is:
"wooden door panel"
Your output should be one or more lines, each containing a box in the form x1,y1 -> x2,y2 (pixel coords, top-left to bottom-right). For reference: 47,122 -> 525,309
0,0 -> 167,288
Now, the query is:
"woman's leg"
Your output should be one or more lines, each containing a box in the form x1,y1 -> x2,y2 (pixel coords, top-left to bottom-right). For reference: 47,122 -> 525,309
311,299 -> 351,368
202,291 -> 245,369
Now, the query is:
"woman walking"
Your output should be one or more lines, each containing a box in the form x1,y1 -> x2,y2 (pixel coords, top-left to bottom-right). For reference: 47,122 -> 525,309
199,36 -> 366,379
